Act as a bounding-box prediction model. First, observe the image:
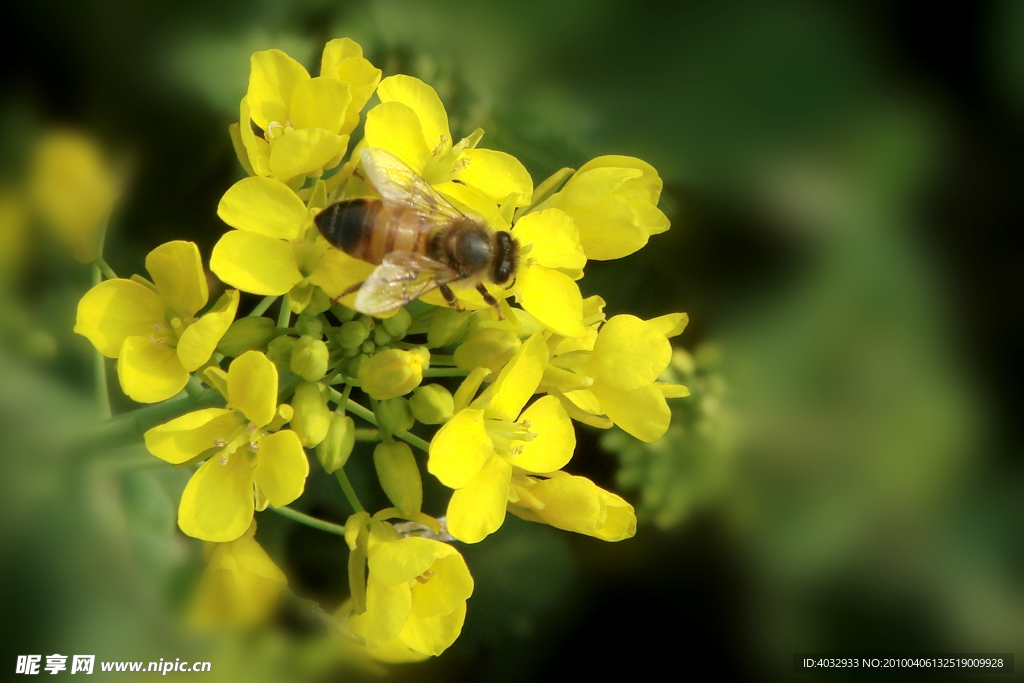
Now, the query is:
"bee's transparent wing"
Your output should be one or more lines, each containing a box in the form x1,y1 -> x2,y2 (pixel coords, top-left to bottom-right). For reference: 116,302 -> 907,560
355,251 -> 462,316
360,147 -> 466,223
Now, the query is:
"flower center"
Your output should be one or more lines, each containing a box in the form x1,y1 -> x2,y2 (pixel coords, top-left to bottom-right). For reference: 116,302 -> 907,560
485,417 -> 537,455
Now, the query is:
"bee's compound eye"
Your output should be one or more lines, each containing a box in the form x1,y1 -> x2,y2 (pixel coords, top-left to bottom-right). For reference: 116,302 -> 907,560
490,232 -> 518,285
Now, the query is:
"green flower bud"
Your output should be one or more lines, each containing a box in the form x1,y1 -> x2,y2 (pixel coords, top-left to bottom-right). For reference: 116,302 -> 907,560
358,348 -> 427,400
266,335 -> 298,375
373,326 -> 392,347
331,303 -> 357,322
305,288 -> 332,316
295,314 -> 324,339
347,353 -> 366,378
217,317 -> 280,357
454,327 -> 522,371
290,382 -> 330,448
336,320 -> 370,349
373,441 -> 422,518
382,308 -> 412,339
427,308 -> 471,348
377,397 -> 414,437
316,414 -> 355,473
361,340 -> 375,355
291,335 -> 330,381
409,384 -> 455,424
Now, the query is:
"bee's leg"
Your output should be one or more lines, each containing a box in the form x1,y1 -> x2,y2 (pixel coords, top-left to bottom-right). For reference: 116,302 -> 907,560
330,280 -> 364,306
439,284 -> 463,312
476,283 -> 504,321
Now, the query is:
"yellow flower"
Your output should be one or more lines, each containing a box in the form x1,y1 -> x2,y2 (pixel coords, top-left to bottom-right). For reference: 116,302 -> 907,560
508,471 -> 636,541
74,241 -> 239,403
363,75 -> 533,209
542,313 -> 690,442
210,175 -> 372,312
143,351 -> 309,542
536,155 -> 669,261
29,129 -> 120,263
234,40 -> 381,183
190,521 -> 287,627
428,334 -> 576,543
346,518 -> 473,659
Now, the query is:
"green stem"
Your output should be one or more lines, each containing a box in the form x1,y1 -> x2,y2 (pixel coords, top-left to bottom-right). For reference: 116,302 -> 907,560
277,297 -> 292,327
335,469 -> 365,513
184,375 -> 204,399
429,354 -> 455,365
91,264 -> 112,420
94,257 -> 118,281
370,398 -> 393,442
249,295 -> 278,318
271,506 -> 347,536
423,368 -> 469,378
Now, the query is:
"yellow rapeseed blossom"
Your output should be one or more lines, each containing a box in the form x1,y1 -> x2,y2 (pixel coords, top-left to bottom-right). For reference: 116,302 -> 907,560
345,517 -> 473,659
542,313 -> 690,442
363,75 -> 533,209
75,241 -> 239,403
234,39 -> 381,183
508,470 -> 636,541
143,351 -> 309,542
536,155 -> 669,261
428,334 -> 576,543
190,521 -> 287,627
29,129 -> 121,262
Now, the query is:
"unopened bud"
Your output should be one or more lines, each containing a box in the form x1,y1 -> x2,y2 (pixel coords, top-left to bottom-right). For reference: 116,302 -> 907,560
427,308 -> 471,348
217,317 -> 279,357
358,348 -> 426,400
290,382 -> 330,447
373,441 -> 422,518
336,320 -> 370,349
331,303 -> 357,322
361,340 -> 375,355
409,384 -> 455,424
316,414 -> 355,472
454,327 -> 522,372
381,307 -> 412,339
266,335 -> 298,375
305,288 -> 332,316
295,314 -> 324,339
373,326 -> 392,347
291,335 -> 330,381
377,397 -> 414,436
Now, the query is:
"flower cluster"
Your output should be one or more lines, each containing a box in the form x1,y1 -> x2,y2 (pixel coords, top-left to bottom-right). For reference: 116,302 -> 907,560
72,38 -> 686,665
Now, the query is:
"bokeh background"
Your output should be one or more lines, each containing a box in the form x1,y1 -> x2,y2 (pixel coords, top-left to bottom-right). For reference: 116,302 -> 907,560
2,0 -> 1023,680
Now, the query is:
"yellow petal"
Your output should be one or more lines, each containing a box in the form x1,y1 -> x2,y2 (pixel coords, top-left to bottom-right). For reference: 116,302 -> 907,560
568,195 -> 649,261
246,49 -> 310,130
289,77 -> 352,132
376,75 -> 450,153
177,290 -> 239,372
269,128 -> 350,182
591,382 -> 671,443
307,244 -> 375,299
560,166 -> 642,207
364,576 -> 412,650
320,39 -> 382,131
74,279 -> 165,358
588,315 -> 671,392
145,240 -> 208,316
433,181 -> 506,229
217,176 -> 309,240
117,336 -> 189,403
511,209 -> 586,270
178,450 -> 257,542
452,148 -> 533,206
368,537 -> 454,586
253,430 -> 308,507
515,265 -> 585,338
517,472 -> 636,541
210,230 -> 303,296
658,382 -> 691,398
399,601 -> 466,656
474,332 -> 548,421
446,455 -> 513,543
227,350 -> 278,428
648,312 -> 689,338
239,97 -> 270,176
143,408 -> 241,464
409,553 -> 473,618
363,101 -> 431,172
561,388 -> 603,415
427,409 -> 493,489
509,395 -> 575,474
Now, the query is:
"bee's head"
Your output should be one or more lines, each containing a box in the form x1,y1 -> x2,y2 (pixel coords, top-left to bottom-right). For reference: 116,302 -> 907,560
490,231 -> 519,286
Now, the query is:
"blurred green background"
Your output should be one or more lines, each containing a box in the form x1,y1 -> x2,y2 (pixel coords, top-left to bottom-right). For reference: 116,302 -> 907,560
2,0 -> 1023,680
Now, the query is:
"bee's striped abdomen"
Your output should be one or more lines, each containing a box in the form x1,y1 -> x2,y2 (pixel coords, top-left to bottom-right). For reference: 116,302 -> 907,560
315,199 -> 381,258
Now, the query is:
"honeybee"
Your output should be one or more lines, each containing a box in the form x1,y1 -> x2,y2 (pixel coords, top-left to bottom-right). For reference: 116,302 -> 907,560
315,147 -> 519,317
